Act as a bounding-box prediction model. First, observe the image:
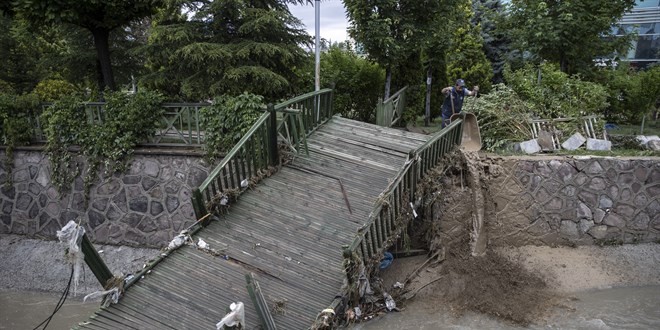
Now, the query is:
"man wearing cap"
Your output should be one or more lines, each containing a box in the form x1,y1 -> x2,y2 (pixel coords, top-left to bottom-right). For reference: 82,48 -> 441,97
440,79 -> 479,128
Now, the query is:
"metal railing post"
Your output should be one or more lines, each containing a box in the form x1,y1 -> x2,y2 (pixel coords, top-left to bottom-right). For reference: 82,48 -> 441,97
267,104 -> 279,166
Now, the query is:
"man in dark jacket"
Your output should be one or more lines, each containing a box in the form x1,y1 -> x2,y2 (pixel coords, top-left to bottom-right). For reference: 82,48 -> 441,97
440,79 -> 478,127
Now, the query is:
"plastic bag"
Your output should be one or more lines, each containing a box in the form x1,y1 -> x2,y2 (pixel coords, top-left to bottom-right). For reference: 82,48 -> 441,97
167,231 -> 192,250
83,287 -> 119,307
57,220 -> 86,295
216,302 -> 245,329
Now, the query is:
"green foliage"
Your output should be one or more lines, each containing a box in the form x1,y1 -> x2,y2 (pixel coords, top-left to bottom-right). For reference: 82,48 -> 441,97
472,0 -> 509,84
596,65 -> 660,123
344,0 -> 441,97
504,63 -> 609,119
0,92 -> 39,185
33,79 -> 78,102
11,0 -> 164,91
446,2 -> 493,92
41,91 -> 164,196
463,84 -> 532,151
320,45 -> 385,123
0,80 -> 13,94
142,0 -> 307,101
506,0 -> 635,75
200,93 -> 264,161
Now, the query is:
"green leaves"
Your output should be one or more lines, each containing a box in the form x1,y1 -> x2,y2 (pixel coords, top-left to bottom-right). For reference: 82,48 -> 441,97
506,0 -> 636,74
504,63 -> 608,119
200,92 -> 264,161
42,91 -> 164,196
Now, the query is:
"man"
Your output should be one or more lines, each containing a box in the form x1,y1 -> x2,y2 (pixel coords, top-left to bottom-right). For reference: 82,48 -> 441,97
440,79 -> 478,127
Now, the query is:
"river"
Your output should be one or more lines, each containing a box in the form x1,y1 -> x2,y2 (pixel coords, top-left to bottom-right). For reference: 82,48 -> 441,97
2,286 -> 659,329
353,285 -> 660,330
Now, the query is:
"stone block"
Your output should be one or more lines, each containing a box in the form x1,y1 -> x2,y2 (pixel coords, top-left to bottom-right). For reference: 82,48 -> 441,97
520,139 -> 541,154
586,138 -> 611,151
537,130 -> 555,151
602,213 -> 625,228
648,140 -> 660,151
593,208 -> 606,224
577,202 -> 592,220
587,225 -> 608,239
578,219 -> 594,234
560,220 -> 579,237
628,213 -> 650,230
598,195 -> 613,209
561,133 -> 586,150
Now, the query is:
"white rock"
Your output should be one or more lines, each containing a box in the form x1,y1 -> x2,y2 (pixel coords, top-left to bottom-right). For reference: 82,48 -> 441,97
520,139 -> 542,154
586,138 -> 611,151
562,133 -> 586,150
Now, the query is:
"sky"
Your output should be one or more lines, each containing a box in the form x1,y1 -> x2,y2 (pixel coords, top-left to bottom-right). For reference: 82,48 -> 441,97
288,1 -> 350,43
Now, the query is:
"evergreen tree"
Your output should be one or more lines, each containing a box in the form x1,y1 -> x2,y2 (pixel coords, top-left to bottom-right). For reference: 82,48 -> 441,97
446,2 -> 493,92
142,0 -> 309,101
472,0 -> 509,84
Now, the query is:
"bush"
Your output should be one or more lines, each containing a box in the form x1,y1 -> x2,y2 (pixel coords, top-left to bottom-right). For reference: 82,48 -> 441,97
41,90 -> 164,195
200,92 -> 264,161
504,63 -> 608,119
33,79 -> 78,102
596,65 -> 660,123
320,45 -> 385,123
0,92 -> 40,185
463,84 -> 533,151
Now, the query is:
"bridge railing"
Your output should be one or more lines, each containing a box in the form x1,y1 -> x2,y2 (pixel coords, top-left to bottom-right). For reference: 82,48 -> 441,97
341,119 -> 464,300
191,89 -> 334,222
37,102 -> 210,146
375,86 -> 407,127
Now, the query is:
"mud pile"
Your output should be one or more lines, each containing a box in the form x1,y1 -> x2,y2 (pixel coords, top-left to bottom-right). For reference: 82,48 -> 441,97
402,150 -> 557,326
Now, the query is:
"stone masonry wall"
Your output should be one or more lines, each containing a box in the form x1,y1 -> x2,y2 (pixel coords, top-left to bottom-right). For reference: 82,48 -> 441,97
484,156 -> 659,246
0,149 -> 210,248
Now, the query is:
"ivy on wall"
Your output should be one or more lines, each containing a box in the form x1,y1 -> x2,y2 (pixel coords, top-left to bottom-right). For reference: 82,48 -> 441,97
41,91 -> 164,198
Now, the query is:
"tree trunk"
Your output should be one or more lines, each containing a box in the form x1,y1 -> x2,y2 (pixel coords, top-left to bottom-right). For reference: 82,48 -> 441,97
384,66 -> 392,100
559,53 -> 568,73
425,68 -> 432,126
90,27 -> 116,91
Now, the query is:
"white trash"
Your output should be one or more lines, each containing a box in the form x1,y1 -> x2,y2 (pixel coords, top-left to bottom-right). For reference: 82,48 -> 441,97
57,220 -> 86,295
216,302 -> 245,330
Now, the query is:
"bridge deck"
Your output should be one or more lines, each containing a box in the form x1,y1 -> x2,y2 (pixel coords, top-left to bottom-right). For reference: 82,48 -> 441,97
76,117 -> 430,329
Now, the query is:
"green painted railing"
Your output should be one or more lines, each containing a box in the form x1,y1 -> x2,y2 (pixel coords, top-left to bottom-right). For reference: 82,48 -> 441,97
340,119 -> 463,306
375,86 -> 407,127
37,102 -> 210,146
275,88 -> 333,155
191,111 -> 276,221
191,89 -> 334,222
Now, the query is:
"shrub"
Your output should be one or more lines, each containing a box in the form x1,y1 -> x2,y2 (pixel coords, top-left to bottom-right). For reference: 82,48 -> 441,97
320,46 -> 385,123
0,92 -> 40,185
463,84 -> 533,151
33,79 -> 78,102
200,92 -> 264,161
504,63 -> 609,119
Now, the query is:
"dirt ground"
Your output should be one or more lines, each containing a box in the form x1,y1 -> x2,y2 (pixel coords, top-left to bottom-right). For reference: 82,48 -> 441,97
373,150 -> 660,326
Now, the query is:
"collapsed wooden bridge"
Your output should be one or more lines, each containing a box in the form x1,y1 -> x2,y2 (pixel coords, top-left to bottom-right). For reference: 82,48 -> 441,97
75,89 -> 464,329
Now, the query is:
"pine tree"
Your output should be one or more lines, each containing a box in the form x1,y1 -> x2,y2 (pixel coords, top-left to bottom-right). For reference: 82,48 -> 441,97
446,2 -> 493,92
472,0 -> 509,84
142,0 -> 309,101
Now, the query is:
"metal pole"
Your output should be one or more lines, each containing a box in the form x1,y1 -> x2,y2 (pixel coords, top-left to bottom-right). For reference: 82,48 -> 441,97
314,0 -> 321,92
314,0 -> 321,122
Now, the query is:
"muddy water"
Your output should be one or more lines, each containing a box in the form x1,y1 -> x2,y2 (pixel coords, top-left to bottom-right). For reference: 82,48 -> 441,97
353,286 -> 660,330
0,291 -> 99,330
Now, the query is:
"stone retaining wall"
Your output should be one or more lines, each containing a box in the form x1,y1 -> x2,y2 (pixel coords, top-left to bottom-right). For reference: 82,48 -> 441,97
0,149 -> 210,248
483,156 -> 659,246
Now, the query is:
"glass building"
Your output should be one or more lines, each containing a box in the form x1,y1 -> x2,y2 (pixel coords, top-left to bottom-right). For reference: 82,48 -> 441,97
617,0 -> 660,67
